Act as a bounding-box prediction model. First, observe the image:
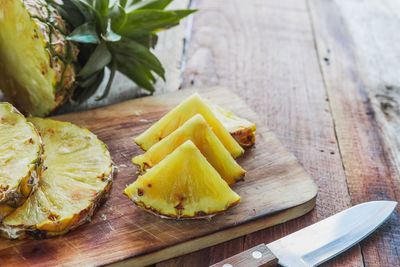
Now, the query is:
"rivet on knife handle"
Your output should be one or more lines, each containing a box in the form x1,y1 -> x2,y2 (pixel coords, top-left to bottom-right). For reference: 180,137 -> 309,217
210,243 -> 278,267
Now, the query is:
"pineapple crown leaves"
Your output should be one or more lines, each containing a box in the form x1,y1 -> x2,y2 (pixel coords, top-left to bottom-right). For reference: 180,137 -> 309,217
47,0 -> 195,102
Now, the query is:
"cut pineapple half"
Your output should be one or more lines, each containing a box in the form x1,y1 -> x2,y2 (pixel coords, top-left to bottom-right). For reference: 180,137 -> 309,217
135,93 -> 244,158
133,114 -> 245,185
0,0 -> 77,116
125,140 -> 241,219
205,100 -> 256,148
1,118 -> 113,239
0,103 -> 42,220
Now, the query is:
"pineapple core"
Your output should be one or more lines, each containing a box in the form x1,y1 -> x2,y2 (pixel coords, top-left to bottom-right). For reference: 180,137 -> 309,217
133,114 -> 245,185
125,140 -> 241,219
135,93 -> 244,158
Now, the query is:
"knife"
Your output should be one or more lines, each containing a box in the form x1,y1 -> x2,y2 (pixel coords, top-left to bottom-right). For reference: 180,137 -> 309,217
211,201 -> 397,267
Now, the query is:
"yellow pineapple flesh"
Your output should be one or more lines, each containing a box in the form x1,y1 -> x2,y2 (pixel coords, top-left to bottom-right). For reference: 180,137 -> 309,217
132,114 -> 245,185
135,93 -> 244,158
1,118 -> 113,239
205,100 -> 256,148
125,140 -> 241,219
0,103 -> 42,220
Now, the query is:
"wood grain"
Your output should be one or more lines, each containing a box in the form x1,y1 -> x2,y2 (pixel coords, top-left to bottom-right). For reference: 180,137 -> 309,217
0,87 -> 317,266
308,0 -> 400,266
164,0 -> 363,266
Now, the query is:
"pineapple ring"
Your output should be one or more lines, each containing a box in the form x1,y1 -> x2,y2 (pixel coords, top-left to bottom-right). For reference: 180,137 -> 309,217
1,118 -> 113,239
0,103 -> 42,220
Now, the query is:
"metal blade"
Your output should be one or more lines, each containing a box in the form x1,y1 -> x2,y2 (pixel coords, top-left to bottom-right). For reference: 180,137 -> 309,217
267,201 -> 397,267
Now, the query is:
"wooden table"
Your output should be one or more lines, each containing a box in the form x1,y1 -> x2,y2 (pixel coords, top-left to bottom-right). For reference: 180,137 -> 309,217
2,0 -> 398,266
152,0 -> 400,266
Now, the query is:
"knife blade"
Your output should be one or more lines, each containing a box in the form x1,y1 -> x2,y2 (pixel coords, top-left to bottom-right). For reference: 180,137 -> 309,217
211,201 -> 397,267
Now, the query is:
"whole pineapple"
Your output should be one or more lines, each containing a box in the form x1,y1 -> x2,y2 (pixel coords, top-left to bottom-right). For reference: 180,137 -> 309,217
0,0 -> 194,116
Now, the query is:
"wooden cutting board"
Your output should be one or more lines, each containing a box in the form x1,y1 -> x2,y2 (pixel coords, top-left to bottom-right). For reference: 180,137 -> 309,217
0,87 -> 317,266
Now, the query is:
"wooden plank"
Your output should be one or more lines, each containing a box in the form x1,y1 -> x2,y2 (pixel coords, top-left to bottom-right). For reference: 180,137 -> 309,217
307,0 -> 400,266
0,87 -> 317,266
161,0 -> 365,266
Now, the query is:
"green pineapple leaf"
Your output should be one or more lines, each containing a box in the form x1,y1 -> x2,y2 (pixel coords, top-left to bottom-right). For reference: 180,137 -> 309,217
109,38 -> 165,80
118,9 -> 195,35
126,0 -> 174,11
67,22 -> 100,43
78,42 -> 112,78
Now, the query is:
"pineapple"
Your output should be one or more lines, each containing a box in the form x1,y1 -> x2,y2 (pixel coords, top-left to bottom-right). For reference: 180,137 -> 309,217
0,0 -> 194,116
125,140 -> 241,219
1,118 -> 113,239
135,93 -> 244,158
133,114 -> 245,185
206,100 -> 256,148
0,103 -> 42,220
0,0 -> 78,116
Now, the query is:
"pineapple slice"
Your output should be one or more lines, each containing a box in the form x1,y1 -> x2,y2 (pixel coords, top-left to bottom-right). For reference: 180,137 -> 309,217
135,93 -> 244,158
205,100 -> 256,148
125,140 -> 241,219
1,118 -> 113,239
0,103 -> 42,220
133,114 -> 245,185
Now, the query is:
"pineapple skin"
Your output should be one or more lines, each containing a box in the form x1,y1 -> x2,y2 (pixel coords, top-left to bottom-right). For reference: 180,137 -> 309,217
0,103 -> 43,220
205,100 -> 256,148
135,93 -> 244,158
0,118 -> 113,239
0,0 -> 78,116
132,114 -> 246,185
126,140 -> 241,219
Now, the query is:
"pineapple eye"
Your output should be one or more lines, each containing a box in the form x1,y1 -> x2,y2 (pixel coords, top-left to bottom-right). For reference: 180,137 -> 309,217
137,188 -> 144,196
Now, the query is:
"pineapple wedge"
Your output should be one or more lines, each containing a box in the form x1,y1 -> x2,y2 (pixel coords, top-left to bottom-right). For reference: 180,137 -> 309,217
125,140 -> 241,219
0,103 -> 42,220
135,93 -> 244,158
206,100 -> 256,148
1,118 -> 113,239
133,114 -> 245,185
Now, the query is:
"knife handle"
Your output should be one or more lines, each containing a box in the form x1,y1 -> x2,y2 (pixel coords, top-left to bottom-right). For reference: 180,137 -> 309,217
210,243 -> 278,267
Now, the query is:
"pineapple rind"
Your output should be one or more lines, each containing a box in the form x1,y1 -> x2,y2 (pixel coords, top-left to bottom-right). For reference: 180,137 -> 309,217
132,114 -> 246,185
125,140 -> 241,219
1,118 -> 113,239
205,99 -> 256,148
0,103 -> 43,220
135,93 -> 244,158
